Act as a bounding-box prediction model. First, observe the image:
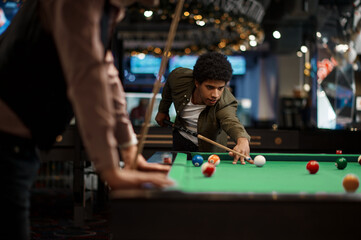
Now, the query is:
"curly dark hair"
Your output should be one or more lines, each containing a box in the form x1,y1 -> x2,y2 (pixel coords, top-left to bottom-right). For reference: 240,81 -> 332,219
193,52 -> 233,84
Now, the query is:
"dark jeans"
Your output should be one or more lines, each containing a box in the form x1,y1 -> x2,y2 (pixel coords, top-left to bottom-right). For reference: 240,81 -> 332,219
172,130 -> 199,152
0,131 -> 39,240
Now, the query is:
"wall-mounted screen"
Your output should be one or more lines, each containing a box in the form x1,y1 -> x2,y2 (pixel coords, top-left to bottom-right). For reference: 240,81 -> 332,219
169,55 -> 198,72
228,55 -> 246,75
169,55 -> 246,75
0,1 -> 22,35
356,96 -> 361,111
130,54 -> 161,74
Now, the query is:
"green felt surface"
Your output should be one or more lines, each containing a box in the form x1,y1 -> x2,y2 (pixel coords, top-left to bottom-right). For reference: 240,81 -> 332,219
167,152 -> 361,194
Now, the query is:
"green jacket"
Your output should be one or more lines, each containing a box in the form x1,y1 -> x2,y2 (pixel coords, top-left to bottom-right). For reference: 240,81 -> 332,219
158,67 -> 250,152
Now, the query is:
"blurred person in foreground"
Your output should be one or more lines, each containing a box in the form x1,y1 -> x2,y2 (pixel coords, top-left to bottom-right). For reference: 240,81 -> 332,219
0,1 -> 173,239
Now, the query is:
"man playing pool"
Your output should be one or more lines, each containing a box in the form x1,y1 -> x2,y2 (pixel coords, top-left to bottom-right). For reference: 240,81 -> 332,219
155,52 -> 251,164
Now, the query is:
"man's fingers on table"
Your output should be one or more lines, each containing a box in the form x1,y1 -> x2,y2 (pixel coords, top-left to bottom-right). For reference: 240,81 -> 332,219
232,154 -> 239,164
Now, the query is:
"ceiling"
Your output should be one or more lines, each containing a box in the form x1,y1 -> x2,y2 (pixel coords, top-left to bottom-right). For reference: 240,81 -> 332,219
115,0 -> 357,55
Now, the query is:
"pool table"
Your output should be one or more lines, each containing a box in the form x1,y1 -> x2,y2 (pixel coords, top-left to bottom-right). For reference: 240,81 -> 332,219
110,152 -> 361,240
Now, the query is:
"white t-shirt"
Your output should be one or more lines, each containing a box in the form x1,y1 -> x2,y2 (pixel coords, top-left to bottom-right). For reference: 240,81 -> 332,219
179,97 -> 206,145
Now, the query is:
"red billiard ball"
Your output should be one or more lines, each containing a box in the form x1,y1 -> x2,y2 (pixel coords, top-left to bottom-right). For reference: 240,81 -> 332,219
306,160 -> 319,174
201,162 -> 216,177
161,152 -> 172,164
336,150 -> 342,154
208,154 -> 220,166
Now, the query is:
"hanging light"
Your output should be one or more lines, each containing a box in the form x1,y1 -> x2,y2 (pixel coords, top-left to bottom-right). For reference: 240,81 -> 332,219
272,30 -> 281,39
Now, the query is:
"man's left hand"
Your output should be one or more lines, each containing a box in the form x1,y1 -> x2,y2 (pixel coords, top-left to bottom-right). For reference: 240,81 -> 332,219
228,137 -> 251,165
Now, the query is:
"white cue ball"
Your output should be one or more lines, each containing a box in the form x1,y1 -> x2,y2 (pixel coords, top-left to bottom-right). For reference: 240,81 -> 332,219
254,155 -> 266,167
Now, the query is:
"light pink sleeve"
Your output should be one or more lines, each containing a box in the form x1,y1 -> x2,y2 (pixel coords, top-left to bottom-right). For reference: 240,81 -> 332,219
51,0 -> 119,172
105,52 -> 138,147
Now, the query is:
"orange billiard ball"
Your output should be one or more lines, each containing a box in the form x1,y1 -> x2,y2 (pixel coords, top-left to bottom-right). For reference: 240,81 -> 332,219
342,174 -> 359,193
208,154 -> 220,166
306,160 -> 319,174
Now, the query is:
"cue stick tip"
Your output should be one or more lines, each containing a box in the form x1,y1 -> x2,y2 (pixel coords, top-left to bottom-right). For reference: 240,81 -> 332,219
246,157 -> 254,164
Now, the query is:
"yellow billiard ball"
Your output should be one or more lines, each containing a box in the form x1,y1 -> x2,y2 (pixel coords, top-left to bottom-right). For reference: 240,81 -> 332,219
342,174 -> 359,193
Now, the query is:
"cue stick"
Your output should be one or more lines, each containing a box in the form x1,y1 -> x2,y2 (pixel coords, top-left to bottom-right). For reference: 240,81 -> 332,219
131,0 -> 185,170
164,120 -> 253,163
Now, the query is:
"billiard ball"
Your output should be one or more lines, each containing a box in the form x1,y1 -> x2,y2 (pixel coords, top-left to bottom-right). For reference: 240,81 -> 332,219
335,157 -> 347,170
358,155 -> 361,165
208,154 -> 220,166
254,155 -> 266,167
201,162 -> 216,177
342,174 -> 359,193
161,152 -> 172,164
306,160 -> 319,174
192,154 -> 204,167
336,150 -> 342,154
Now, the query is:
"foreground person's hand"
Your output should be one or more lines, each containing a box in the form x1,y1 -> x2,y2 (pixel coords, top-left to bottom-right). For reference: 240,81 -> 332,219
121,145 -> 170,172
100,168 -> 174,189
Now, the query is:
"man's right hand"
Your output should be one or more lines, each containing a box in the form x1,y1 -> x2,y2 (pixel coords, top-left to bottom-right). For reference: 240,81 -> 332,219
155,112 -> 170,127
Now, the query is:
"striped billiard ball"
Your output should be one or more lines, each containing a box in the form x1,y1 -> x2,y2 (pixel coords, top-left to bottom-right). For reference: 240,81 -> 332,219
201,162 -> 216,177
208,154 -> 220,166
